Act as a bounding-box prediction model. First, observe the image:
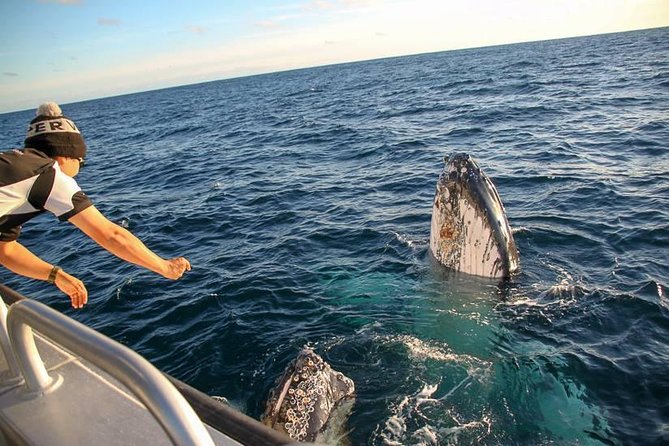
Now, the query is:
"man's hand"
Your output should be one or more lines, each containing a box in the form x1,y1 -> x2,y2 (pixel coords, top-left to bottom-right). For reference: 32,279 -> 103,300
0,241 -> 87,309
162,257 -> 191,280
54,269 -> 88,309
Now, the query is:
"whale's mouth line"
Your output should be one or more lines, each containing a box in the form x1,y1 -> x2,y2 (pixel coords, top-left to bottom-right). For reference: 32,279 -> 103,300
267,365 -> 296,427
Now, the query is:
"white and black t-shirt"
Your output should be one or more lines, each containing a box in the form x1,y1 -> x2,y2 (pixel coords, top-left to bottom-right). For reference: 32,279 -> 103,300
0,149 -> 93,241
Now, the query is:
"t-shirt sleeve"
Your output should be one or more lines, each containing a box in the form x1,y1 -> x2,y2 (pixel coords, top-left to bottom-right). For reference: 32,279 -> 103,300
58,191 -> 93,221
43,170 -> 94,221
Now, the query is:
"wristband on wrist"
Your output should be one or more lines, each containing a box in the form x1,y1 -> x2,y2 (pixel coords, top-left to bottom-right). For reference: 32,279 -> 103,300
47,266 -> 62,284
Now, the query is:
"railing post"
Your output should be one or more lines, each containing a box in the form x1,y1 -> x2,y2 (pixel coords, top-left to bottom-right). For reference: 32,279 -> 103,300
7,308 -> 53,393
0,297 -> 23,384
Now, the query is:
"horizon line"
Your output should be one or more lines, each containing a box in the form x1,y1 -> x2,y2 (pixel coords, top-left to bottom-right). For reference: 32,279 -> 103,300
1,25 -> 666,116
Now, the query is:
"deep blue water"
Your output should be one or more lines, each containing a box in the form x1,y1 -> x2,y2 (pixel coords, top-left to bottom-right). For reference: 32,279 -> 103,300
1,28 -> 668,445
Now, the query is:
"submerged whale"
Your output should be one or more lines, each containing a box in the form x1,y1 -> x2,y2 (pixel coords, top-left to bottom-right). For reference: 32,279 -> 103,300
430,153 -> 519,279
262,348 -> 355,443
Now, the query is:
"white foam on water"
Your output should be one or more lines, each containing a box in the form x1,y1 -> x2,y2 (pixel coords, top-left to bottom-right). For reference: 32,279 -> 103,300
381,396 -> 409,444
393,335 -> 492,373
437,419 -> 491,444
114,277 -> 133,300
411,425 -> 439,445
392,231 -> 428,249
400,335 -> 459,362
373,334 -> 494,445
377,379 -> 492,446
511,226 -> 530,234
503,264 -> 590,311
656,281 -> 665,300
415,383 -> 439,404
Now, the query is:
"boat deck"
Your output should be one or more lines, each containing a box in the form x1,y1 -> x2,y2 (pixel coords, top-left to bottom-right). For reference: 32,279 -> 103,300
0,330 -> 242,445
0,285 -> 295,446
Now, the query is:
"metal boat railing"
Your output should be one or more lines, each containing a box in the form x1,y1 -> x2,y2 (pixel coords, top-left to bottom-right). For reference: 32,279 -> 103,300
0,295 -> 215,446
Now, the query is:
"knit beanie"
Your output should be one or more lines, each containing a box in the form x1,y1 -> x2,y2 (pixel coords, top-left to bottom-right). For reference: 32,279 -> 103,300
24,102 -> 87,159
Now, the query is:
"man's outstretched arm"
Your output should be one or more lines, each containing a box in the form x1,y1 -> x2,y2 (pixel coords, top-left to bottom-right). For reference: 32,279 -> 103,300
68,206 -> 191,280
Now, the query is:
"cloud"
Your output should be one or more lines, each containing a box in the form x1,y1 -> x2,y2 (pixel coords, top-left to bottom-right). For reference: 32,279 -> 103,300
304,0 -> 336,10
37,0 -> 82,4
186,25 -> 208,34
337,0 -> 381,6
309,0 -> 385,11
254,20 -> 284,30
4,72 -> 19,77
302,0 -> 381,12
97,17 -> 122,26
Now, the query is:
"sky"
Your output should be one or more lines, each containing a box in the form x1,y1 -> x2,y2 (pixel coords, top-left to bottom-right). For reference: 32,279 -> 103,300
1,0 -> 667,114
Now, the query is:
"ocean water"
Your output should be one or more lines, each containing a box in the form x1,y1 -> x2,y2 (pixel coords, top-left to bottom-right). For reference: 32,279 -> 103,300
1,27 -> 668,445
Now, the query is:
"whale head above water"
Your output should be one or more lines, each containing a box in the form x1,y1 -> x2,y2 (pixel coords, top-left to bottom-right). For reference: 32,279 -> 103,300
262,348 -> 355,443
430,153 -> 519,279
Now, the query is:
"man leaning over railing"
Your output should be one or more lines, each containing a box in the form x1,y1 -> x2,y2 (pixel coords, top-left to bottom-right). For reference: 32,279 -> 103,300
0,102 -> 190,309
